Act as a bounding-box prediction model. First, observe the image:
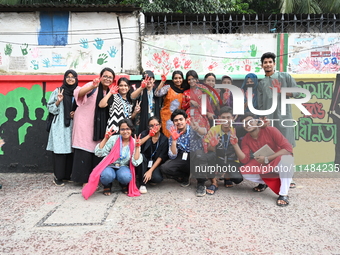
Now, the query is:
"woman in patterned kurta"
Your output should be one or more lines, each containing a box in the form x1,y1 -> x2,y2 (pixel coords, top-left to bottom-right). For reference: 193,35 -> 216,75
182,70 -> 214,135
154,70 -> 188,138
46,70 -> 78,186
99,77 -> 139,132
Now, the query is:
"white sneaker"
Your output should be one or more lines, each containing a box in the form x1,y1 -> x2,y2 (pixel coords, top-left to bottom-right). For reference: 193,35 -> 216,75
139,185 -> 147,194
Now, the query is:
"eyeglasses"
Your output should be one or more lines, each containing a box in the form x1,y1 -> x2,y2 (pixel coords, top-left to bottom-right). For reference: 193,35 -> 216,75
66,77 -> 76,80
102,75 -> 114,80
120,128 -> 131,132
148,124 -> 160,128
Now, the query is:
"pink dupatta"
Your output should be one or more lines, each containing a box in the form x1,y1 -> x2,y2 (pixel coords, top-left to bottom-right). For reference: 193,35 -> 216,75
82,136 -> 140,199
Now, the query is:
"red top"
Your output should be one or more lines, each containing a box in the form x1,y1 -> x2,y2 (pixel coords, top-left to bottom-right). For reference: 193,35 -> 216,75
240,126 -> 293,174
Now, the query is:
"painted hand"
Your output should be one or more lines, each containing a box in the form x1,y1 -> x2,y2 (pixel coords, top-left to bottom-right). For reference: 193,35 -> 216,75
170,126 -> 182,141
270,79 -> 281,93
230,128 -> 238,145
209,131 -> 220,147
105,128 -> 116,139
93,78 -> 100,88
134,134 -> 142,147
141,75 -> 150,89
149,126 -> 158,137
110,85 -> 119,94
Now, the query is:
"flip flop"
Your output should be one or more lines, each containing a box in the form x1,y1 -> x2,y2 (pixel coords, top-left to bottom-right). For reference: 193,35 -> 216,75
252,184 -> 268,192
103,188 -> 112,196
277,195 -> 289,207
224,179 -> 234,188
206,184 -> 218,195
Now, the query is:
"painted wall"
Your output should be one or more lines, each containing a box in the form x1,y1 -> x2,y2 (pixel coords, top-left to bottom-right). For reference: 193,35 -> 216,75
1,73 -> 339,172
1,20 -> 340,171
292,74 -> 339,167
0,12 -> 140,74
288,33 -> 340,74
142,34 -> 277,76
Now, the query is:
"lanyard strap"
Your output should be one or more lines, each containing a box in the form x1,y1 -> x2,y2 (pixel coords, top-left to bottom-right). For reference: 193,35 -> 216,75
221,131 -> 231,149
177,125 -> 190,152
150,139 -> 160,159
147,90 -> 153,112
119,136 -> 128,160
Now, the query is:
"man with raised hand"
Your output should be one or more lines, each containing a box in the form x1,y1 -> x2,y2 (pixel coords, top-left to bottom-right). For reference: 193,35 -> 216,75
160,109 -> 203,188
204,106 -> 243,195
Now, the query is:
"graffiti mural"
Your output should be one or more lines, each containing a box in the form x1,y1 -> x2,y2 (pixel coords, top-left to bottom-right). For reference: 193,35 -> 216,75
292,74 -> 340,165
0,12 -> 141,74
142,34 -> 276,76
289,34 -> 340,74
0,85 -> 51,171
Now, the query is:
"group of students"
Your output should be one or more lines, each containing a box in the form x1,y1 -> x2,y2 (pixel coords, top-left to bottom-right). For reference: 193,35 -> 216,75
47,52 -> 298,206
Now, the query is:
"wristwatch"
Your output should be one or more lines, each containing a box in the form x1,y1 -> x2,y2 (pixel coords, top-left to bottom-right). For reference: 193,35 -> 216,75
264,157 -> 269,164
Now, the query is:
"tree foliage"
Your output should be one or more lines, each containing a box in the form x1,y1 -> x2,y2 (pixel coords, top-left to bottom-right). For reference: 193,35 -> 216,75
0,0 -> 339,14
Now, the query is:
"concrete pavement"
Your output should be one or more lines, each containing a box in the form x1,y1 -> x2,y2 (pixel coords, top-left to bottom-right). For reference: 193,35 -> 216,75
0,172 -> 339,255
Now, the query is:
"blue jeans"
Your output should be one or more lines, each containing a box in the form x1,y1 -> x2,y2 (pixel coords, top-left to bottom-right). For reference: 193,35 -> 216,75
100,166 -> 132,187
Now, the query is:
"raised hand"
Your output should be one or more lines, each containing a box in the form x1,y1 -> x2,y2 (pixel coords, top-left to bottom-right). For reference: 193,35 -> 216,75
259,116 -> 270,128
105,128 -> 116,139
134,100 -> 141,113
209,131 -> 220,147
230,128 -> 238,145
170,125 -> 182,141
161,74 -> 167,82
141,75 -> 150,89
134,134 -> 142,147
270,79 -> 281,93
110,85 -> 119,94
57,88 -> 64,102
92,77 -> 100,88
149,125 -> 158,137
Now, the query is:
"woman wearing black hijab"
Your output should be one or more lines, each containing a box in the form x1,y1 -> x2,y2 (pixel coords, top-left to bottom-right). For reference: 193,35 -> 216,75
46,69 -> 78,186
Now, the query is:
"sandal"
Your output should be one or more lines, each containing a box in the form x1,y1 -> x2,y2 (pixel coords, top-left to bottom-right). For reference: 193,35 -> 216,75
121,185 -> 128,194
103,188 -> 112,196
277,195 -> 289,207
206,184 -> 218,195
252,184 -> 268,192
224,179 -> 234,188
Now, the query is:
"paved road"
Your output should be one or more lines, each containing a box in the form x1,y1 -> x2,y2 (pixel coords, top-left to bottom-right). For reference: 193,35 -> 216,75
0,172 -> 339,255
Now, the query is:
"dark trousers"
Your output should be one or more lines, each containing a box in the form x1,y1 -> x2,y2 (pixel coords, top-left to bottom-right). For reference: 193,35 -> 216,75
71,149 -> 102,184
53,153 -> 73,181
136,155 -> 163,186
217,160 -> 243,184
160,152 -> 190,179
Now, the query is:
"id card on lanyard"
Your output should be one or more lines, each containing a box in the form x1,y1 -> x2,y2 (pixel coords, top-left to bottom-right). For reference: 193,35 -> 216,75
221,132 -> 230,164
148,139 -> 159,168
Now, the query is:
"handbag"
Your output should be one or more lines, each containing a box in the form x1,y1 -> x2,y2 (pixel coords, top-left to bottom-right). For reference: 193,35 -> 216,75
46,112 -> 56,132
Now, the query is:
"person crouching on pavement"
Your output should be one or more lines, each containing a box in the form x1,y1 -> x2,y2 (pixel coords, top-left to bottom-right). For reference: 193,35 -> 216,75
160,109 -> 203,187
231,113 -> 294,206
204,106 -> 243,195
135,116 -> 168,194
82,119 -> 142,199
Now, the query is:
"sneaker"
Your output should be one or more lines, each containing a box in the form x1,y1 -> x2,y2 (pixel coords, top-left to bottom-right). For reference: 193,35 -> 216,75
180,179 -> 190,187
53,178 -> 65,187
196,185 -> 206,197
139,185 -> 147,194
